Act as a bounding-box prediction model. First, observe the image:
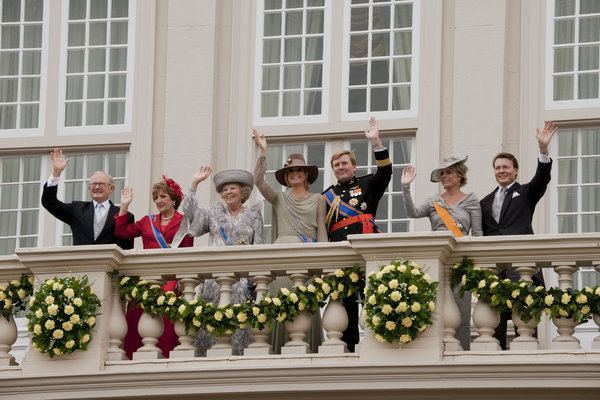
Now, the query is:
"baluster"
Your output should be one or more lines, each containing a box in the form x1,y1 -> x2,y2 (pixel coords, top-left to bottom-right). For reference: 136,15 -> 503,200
509,263 -> 540,350
245,273 -> 274,356
106,277 -> 128,361
132,276 -> 165,360
550,262 -> 580,350
282,271 -> 312,354
206,273 -> 237,357
319,269 -> 348,354
0,280 -> 18,366
170,275 -> 201,358
593,261 -> 600,350
470,264 -> 501,351
442,265 -> 462,351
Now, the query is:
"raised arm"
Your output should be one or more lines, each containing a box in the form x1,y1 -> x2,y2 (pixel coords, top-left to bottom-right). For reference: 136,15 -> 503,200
50,148 -> 69,178
119,187 -> 133,216
365,117 -> 384,151
536,120 -> 558,155
253,129 -> 279,204
401,166 -> 431,218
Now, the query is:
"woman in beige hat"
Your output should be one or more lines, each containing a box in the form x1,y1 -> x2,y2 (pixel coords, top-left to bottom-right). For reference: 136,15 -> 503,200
401,154 -> 481,351
401,155 -> 482,237
252,129 -> 327,244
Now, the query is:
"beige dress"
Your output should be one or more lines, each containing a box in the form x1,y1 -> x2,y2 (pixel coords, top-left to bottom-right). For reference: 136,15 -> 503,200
254,155 -> 327,352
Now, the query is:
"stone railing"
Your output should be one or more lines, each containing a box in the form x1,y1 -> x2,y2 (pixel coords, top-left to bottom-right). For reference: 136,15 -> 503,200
1,232 -> 600,376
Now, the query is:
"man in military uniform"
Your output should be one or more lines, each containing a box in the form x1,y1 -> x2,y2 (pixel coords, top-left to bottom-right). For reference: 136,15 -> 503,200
322,117 -> 392,351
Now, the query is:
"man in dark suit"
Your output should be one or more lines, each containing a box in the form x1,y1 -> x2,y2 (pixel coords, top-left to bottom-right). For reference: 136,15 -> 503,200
322,117 -> 392,351
41,148 -> 134,250
480,120 -> 558,349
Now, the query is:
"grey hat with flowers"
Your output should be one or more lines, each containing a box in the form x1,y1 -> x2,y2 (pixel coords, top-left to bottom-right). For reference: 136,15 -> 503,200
213,169 -> 254,193
275,154 -> 319,186
430,155 -> 468,182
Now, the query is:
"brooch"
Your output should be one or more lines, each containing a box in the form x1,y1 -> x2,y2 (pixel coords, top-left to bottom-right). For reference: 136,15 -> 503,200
237,238 -> 247,245
360,202 -> 367,211
349,198 -> 359,207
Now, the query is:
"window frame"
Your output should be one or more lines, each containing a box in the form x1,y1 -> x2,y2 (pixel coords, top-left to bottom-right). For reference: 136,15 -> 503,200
0,0 -> 49,137
341,0 -> 421,121
253,0 -> 332,125
545,0 -> 600,110
57,0 -> 136,135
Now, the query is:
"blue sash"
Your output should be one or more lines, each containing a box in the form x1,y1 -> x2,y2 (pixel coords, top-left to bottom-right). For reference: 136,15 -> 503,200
322,188 -> 364,219
296,233 -> 315,243
219,226 -> 233,246
149,215 -> 170,248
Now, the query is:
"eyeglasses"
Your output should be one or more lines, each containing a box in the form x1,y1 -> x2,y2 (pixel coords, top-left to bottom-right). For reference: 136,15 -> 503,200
88,182 -> 109,188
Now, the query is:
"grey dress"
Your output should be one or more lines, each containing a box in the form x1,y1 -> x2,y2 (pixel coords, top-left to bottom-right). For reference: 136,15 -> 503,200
173,193 -> 265,356
402,183 -> 482,350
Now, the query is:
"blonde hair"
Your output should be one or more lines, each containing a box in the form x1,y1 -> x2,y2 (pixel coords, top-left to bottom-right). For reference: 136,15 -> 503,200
330,150 -> 356,167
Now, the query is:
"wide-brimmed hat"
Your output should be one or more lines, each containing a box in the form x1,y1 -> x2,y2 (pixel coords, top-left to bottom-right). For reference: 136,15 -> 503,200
275,154 -> 319,186
430,155 -> 468,182
213,169 -> 254,193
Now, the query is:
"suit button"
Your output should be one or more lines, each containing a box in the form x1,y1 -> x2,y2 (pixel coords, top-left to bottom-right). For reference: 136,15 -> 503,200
344,227 -> 347,230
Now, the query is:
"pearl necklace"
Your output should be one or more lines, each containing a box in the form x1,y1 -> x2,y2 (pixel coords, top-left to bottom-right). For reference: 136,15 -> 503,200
161,213 -> 175,221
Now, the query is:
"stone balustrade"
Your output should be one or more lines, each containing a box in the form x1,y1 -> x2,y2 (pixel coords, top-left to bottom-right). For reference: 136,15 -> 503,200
1,232 -> 600,399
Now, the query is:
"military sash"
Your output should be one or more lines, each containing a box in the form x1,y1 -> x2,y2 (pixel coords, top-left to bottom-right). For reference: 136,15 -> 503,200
323,188 -> 381,233
432,201 -> 464,237
149,215 -> 171,248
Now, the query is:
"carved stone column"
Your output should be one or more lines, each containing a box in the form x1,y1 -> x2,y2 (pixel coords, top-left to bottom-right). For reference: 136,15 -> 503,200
207,274 -> 237,357
509,263 -> 540,350
442,265 -> 462,351
0,312 -> 18,366
319,269 -> 348,354
282,271 -> 312,354
470,264 -> 500,351
550,262 -> 580,350
245,273 -> 273,356
132,276 -> 165,360
106,278 -> 128,361
170,275 -> 201,358
592,261 -> 600,350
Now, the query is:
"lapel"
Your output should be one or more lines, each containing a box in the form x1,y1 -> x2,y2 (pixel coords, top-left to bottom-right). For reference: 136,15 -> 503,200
95,201 -> 117,241
84,202 -> 96,241
499,182 -> 520,222
151,212 -> 182,242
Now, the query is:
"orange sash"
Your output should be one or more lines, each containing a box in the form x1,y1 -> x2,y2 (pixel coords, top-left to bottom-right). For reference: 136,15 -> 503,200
433,201 -> 464,237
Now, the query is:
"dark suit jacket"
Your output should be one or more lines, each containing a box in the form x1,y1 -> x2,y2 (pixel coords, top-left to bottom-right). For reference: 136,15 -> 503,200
480,160 -> 552,236
480,160 -> 552,285
41,183 -> 135,249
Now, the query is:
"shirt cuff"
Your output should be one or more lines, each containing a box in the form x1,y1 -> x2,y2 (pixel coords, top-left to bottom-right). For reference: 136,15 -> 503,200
373,147 -> 387,152
46,175 -> 60,187
538,153 -> 551,163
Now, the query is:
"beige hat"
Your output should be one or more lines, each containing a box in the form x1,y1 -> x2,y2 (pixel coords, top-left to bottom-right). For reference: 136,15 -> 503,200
213,169 -> 254,193
430,155 -> 468,182
275,154 -> 319,186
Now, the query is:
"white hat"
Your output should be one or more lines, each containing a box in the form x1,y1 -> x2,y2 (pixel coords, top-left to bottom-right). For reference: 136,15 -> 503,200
213,169 -> 254,193
430,155 -> 468,182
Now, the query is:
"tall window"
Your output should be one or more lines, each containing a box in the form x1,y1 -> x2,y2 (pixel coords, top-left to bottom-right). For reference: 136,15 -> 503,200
555,127 -> 600,233
344,0 -> 419,118
58,151 -> 127,245
346,137 -> 412,232
61,0 -> 133,129
0,155 -> 42,255
0,0 -> 45,131
549,0 -> 600,106
261,142 -> 326,241
256,0 -> 328,122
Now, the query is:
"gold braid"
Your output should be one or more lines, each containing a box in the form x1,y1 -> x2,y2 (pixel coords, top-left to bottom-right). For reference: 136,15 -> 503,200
324,195 -> 341,230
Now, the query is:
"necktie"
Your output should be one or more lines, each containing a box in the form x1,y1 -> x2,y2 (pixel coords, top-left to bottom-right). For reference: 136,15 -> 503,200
94,203 -> 104,222
492,187 -> 506,223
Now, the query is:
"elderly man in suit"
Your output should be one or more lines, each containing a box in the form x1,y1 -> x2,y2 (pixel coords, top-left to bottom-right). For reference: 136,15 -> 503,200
480,120 -> 558,349
41,148 -> 134,250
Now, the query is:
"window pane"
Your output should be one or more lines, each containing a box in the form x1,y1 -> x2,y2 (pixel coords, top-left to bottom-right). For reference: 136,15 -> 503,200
109,47 -> 127,71
555,19 -> 575,44
86,102 -> 104,125
24,0 -> 43,21
0,238 -> 16,255
392,221 -> 409,232
263,39 -> 281,63
262,66 -> 280,90
0,52 -> 18,75
307,143 -> 325,166
304,90 -> 321,115
108,153 -> 126,176
65,155 -> 84,179
395,4 -> 413,28
0,105 -> 17,128
107,101 -> 125,124
556,0 -> 576,16
372,33 -> 390,57
89,22 -> 107,45
20,104 -> 38,128
285,11 -> 302,35
64,181 -> 81,202
111,0 -> 129,18
350,7 -> 368,31
282,91 -> 300,116
111,21 -> 128,44
2,0 -> 21,22
264,13 -> 282,36
348,88 -> 366,112
393,139 -> 411,165
578,46 -> 599,71
0,185 -> 18,208
66,76 -> 84,100
582,214 -> 600,232
351,142 -> 368,166
283,65 -> 301,89
284,38 -> 301,62
87,75 -> 105,98
23,25 -> 42,48
558,215 -> 577,233
558,158 -> 577,183
65,102 -> 83,126
350,34 -> 368,58
579,17 -> 600,42
20,210 -> 38,235
86,154 -> 104,173
305,37 -> 323,61
0,211 -> 17,235
349,61 -> 367,85
582,129 -> 600,155
392,166 -> 404,191
394,31 -> 412,55
22,156 -> 40,181
21,77 -> 40,101
582,158 -> 600,183
370,87 -> 388,111
582,186 -> 600,211
554,47 -> 574,72
1,26 -> 20,48
108,74 -> 126,97
558,130 -> 578,156
21,51 -> 41,74
558,186 -> 578,212
266,145 -> 282,170
90,0 -> 107,18
261,93 -> 279,117
67,50 -> 85,73
0,78 -> 18,101
578,74 -> 599,99
392,86 -> 410,110
19,237 -> 37,248
371,59 -> 389,84
21,183 -> 39,208
393,58 -> 411,82
286,0 -> 302,8
265,0 -> 282,10
372,6 -> 390,30
306,10 -> 324,34
69,0 -> 87,20
304,64 -> 322,88
581,0 -> 600,13
553,75 -> 574,100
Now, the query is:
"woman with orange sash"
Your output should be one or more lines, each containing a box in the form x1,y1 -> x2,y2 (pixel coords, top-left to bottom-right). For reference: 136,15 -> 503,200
401,155 -> 482,350
114,176 -> 193,359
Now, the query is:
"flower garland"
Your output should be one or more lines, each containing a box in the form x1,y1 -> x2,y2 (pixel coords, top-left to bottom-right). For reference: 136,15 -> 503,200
26,276 -> 102,358
450,257 -> 600,324
116,266 -> 363,337
0,274 -> 33,319
364,260 -> 438,344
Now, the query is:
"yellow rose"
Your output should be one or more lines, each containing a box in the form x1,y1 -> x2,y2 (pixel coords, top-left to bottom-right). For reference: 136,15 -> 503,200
290,293 -> 299,303
45,296 -> 54,305
73,298 -> 83,307
53,348 -> 62,355
81,334 -> 90,344
257,314 -> 267,323
47,304 -> 58,316
156,295 -> 165,305
87,316 -> 96,326
461,275 -> 466,285
385,321 -> 396,331
167,296 -> 176,305
45,319 -> 55,330
350,272 -> 359,282
535,285 -> 544,292
525,295 -> 534,306
582,305 -> 591,314
33,324 -> 41,334
584,286 -> 593,293
428,301 -> 435,311
298,301 -> 306,311
272,298 -> 281,306
35,309 -> 43,318
423,273 -> 432,284
252,307 -> 260,316
390,291 -> 401,302
375,334 -> 386,343
478,280 -> 486,289
52,282 -> 63,291
314,277 -> 323,284
388,279 -> 399,289
559,308 -> 569,317
411,268 -> 421,276
280,287 -> 290,296
411,302 -> 421,312
575,294 -> 587,304
120,276 -> 130,285
511,289 -> 520,298
401,317 -> 412,327
544,295 -> 554,306
398,265 -> 407,273
63,288 -> 74,297
52,329 -> 64,339
408,285 -> 418,294
206,325 -> 214,332
399,334 -> 411,343
65,340 -> 75,349
381,304 -> 392,315
192,319 -> 201,327
237,312 -> 247,322
0,291 -> 5,301
330,290 -> 339,300
62,321 -> 73,331
64,305 -> 75,315
506,300 -> 512,309
178,304 -> 187,315
214,311 -> 223,321
142,291 -> 148,300
335,269 -> 344,278
337,283 -> 344,292
276,312 -> 287,323
307,284 -> 316,293
70,314 -> 80,324
397,302 -> 408,312
194,306 -> 203,315
368,295 -> 376,305
322,283 -> 331,294
490,281 -> 498,289
376,271 -> 384,280
372,315 -> 381,326
561,293 -> 571,304
17,288 -> 26,299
